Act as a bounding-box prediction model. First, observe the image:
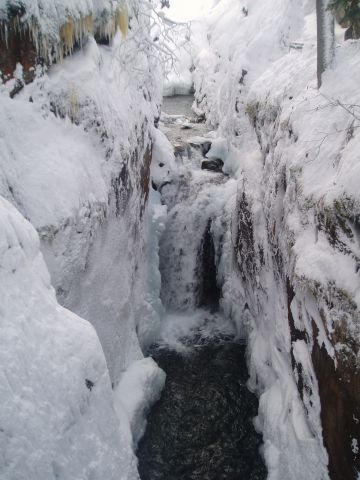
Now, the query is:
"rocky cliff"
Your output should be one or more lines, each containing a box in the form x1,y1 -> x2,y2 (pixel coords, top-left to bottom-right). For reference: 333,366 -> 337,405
0,1 -> 165,478
192,1 -> 360,478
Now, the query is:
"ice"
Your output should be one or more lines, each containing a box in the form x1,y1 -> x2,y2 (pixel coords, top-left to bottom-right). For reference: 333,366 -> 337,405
135,187 -> 167,352
1,0 -> 359,477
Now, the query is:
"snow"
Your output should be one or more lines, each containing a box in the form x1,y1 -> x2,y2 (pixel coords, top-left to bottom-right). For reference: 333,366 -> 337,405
0,1 -> 166,477
151,127 -> 177,187
0,196 -> 139,480
2,0 -> 360,476
0,16 -> 163,383
114,357 -> 166,447
0,93 -> 108,229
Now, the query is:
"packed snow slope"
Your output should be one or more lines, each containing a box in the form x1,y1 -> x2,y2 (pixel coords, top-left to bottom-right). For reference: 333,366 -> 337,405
0,0 -> 167,478
191,1 -> 360,479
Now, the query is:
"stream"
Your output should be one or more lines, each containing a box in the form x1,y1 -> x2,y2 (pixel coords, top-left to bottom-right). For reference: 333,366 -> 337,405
137,95 -> 267,480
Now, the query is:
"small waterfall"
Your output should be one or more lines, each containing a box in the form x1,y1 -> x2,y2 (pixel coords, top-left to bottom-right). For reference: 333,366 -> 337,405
159,172 -> 224,312
137,95 -> 266,480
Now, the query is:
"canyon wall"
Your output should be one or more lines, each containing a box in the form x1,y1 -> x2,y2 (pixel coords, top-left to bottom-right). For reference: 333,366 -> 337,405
192,1 -> 360,478
0,1 -> 164,477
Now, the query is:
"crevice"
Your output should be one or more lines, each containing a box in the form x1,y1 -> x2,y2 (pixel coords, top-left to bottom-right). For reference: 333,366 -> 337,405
197,219 -> 221,311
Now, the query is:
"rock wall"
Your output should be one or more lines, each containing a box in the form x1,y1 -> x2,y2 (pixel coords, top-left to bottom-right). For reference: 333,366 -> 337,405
0,0 -> 164,476
191,1 -> 360,478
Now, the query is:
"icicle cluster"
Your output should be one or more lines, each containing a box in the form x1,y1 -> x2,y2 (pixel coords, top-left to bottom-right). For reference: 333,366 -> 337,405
0,0 -> 130,64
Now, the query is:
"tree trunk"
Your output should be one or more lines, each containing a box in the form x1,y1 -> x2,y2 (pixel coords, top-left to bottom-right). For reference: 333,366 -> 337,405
317,0 -> 335,88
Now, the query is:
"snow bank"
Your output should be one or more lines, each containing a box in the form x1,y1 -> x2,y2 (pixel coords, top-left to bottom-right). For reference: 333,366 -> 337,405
114,357 -> 166,447
151,127 -> 177,187
0,196 -> 139,480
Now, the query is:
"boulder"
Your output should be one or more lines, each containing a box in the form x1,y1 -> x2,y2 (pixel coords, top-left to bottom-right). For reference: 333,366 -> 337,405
201,158 -> 224,173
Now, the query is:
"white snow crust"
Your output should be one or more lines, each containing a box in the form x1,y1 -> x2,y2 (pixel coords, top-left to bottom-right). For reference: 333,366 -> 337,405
114,357 -> 166,447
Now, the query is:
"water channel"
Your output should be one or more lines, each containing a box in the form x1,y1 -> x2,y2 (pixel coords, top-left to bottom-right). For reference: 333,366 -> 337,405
137,96 -> 267,480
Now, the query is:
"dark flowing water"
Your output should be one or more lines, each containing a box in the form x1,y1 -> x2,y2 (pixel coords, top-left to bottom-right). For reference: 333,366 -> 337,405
137,95 -> 266,480
137,339 -> 266,480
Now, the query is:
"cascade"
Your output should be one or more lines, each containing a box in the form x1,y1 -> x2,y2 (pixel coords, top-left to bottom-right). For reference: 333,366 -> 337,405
137,95 -> 267,479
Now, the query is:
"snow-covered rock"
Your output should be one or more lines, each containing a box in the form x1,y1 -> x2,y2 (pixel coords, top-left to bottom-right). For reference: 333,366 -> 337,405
0,196 -> 139,480
114,357 -> 166,447
1,5 -> 162,385
0,0 -> 166,476
192,0 -> 360,478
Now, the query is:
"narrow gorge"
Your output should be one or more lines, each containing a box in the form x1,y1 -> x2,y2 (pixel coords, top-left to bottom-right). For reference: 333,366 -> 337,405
137,96 -> 266,479
0,1 -> 360,480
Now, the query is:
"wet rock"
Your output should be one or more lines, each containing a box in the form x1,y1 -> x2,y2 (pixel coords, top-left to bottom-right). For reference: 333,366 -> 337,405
201,159 -> 224,173
312,320 -> 360,480
174,143 -> 191,159
0,16 -> 37,90
188,140 -> 212,158
194,113 -> 206,123
201,141 -> 212,157
197,219 -> 221,311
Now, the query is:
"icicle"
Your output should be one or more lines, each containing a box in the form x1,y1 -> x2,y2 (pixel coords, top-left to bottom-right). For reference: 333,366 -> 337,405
117,5 -> 129,38
69,83 -> 78,121
60,18 -> 75,56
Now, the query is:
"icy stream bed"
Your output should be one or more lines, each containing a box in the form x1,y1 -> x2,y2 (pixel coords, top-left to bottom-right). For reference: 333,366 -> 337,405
137,96 -> 266,479
137,330 -> 266,480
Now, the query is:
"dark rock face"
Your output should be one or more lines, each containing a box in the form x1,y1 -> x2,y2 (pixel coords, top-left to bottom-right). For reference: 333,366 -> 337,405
140,144 -> 153,210
111,130 -> 152,218
201,158 -> 224,173
0,17 -> 37,89
312,321 -> 360,480
137,341 -> 267,480
233,184 -> 360,478
234,191 -> 257,283
197,219 -> 221,311
345,26 -> 354,40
